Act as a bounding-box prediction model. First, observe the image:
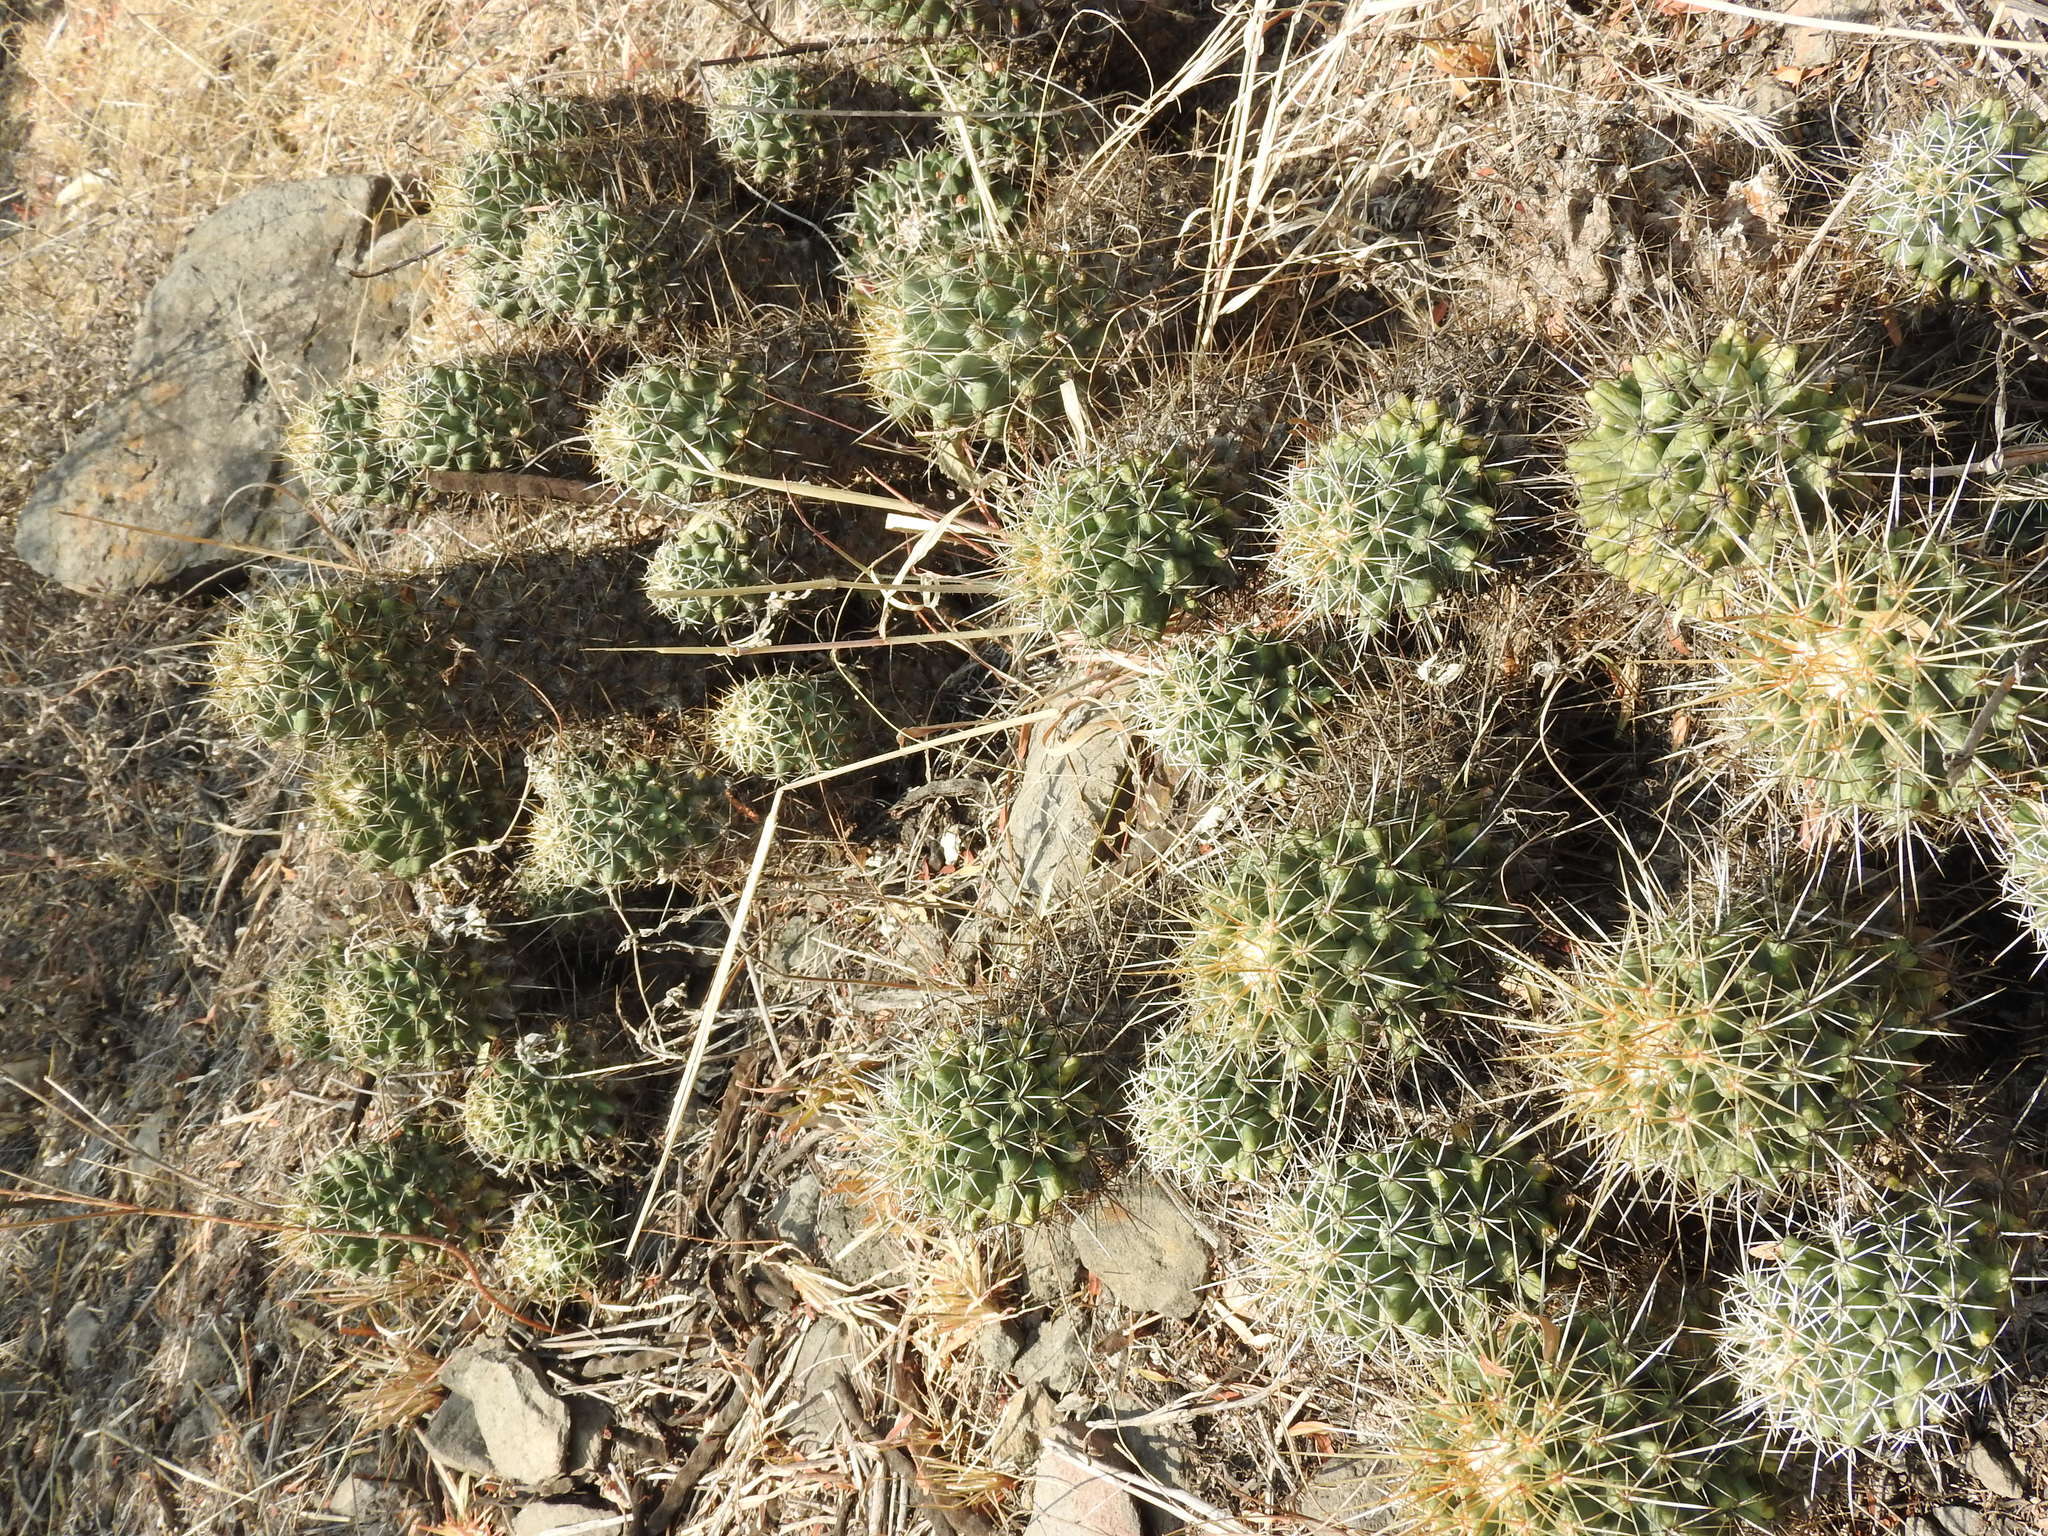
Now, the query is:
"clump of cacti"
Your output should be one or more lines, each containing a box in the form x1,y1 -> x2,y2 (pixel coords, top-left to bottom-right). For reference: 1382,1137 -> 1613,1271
1259,1132 -> 1560,1344
210,586 -> 433,748
283,382 -> 418,507
267,945 -> 338,1059
462,1033 -> 622,1169
1270,398 -> 1505,634
516,200 -> 706,330
522,724 -> 730,893
707,60 -> 912,199
1719,1188 -> 2014,1447
589,350 -> 774,498
1532,887 -> 1942,1197
376,357 -> 579,475
498,1186 -> 615,1300
1125,1025 -> 1333,1181
324,936 -> 504,1072
1003,452 -> 1233,638
867,1014 -> 1109,1229
858,247 -> 1122,440
840,149 -> 1025,282
1392,1311 -> 1774,1536
1714,529 -> 2048,830
307,745 -> 510,879
1994,793 -> 2048,942
709,671 -> 867,780
1865,98 -> 2048,300
1566,326 -> 1872,614
1179,806 -> 1501,1070
290,1130 -> 493,1277
644,506 -> 785,636
1134,631 -> 1330,784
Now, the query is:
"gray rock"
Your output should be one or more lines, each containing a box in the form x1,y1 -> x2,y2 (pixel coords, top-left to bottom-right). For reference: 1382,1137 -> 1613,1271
420,1393 -> 495,1479
1069,1182 -> 1209,1320
990,1384 -> 1052,1468
510,1499 -> 627,1536
568,1397 -> 611,1472
1783,0 -> 1873,68
1021,1222 -> 1082,1307
1933,1506 -> 1991,1536
16,176 -> 428,594
982,698 -> 1148,919
1295,1456 -> 1401,1532
769,1170 -> 904,1287
436,1342 -> 572,1485
1968,1436 -> 2029,1501
1028,1432 -> 1143,1536
783,1319 -> 856,1442
1014,1314 -> 1090,1396
62,1303 -> 101,1375
326,1472 -> 414,1531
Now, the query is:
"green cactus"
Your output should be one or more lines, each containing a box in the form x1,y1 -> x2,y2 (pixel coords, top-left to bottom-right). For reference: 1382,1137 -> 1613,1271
1995,793 -> 2048,943
1392,1311 -> 1775,1536
867,1014 -> 1109,1229
522,724 -> 730,893
1719,1189 -> 2014,1447
433,146 -> 585,262
1126,1025 -> 1332,1181
858,247 -> 1122,440
290,1130 -> 493,1277
1260,1132 -> 1560,1344
267,944 -> 338,1060
644,506 -> 785,637
1714,529 -> 2048,830
376,357 -> 580,476
589,350 -> 775,499
209,585 -> 433,748
824,0 -> 1035,37
516,200 -> 715,330
707,60 -> 912,200
283,382 -> 419,508
307,745 -> 511,879
1866,98 -> 2048,300
1565,326 -> 1873,614
1134,631 -> 1331,784
1179,807 -> 1502,1071
462,1033 -> 622,1169
708,672 -> 867,780
1533,888 -> 1942,1197
840,149 -> 1026,282
896,51 -> 1098,172
498,1185 -> 615,1300
1271,398 -> 1506,634
1003,452 -> 1234,638
325,936 -> 504,1072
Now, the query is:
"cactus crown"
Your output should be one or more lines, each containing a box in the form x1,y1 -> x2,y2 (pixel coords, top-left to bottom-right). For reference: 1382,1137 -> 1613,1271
462,1032 -> 623,1169
589,352 -> 773,499
516,200 -> 707,330
324,936 -> 505,1072
867,1014 -> 1109,1229
499,1185 -> 615,1300
1566,326 -> 1872,614
1125,1026 -> 1333,1182
841,149 -> 1025,283
1180,805 -> 1502,1071
308,745 -> 509,879
1270,397 -> 1505,635
644,506 -> 784,636
1135,631 -> 1331,784
709,671 -> 866,781
210,586 -> 432,748
1003,452 -> 1235,638
523,724 -> 730,893
1866,98 -> 2048,299
376,357 -> 576,475
291,1130 -> 492,1277
284,382 -> 418,508
707,60 -> 911,199
1533,887 -> 1942,1197
1720,1188 -> 2014,1448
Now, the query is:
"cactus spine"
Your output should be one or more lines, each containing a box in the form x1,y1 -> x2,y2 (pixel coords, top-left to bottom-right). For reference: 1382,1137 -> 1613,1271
1125,1026 -> 1333,1181
1865,98 -> 2048,300
377,357 -> 579,476
523,724 -> 730,893
589,352 -> 774,499
291,1131 -> 493,1277
283,382 -> 418,507
1135,631 -> 1330,784
462,1033 -> 622,1169
708,672 -> 867,780
499,1186 -> 615,1300
324,936 -> 504,1072
209,586 -> 433,748
308,746 -> 510,879
644,506 -> 785,637
707,60 -> 912,199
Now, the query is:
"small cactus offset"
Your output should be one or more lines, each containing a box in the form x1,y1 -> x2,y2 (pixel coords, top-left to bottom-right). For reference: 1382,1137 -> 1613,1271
1532,888 -> 1942,1197
1135,631 -> 1331,784
1714,529 -> 2048,831
1003,452 -> 1235,638
867,1014 -> 1110,1229
283,382 -> 418,508
896,52 -> 1099,173
707,60 -> 913,200
376,357 -> 581,476
1179,806 -> 1502,1071
499,1186 -> 615,1300
325,936 -> 505,1072
290,1130 -> 493,1277
522,723 -> 730,893
859,247 -> 1122,440
1125,1025 -> 1334,1181
1258,1131 -> 1560,1344
1270,398 -> 1506,635
1720,1188 -> 2015,1447
644,506 -> 785,637
708,671 -> 867,780
840,149 -> 1025,282
210,585 -> 434,748
307,745 -> 511,879
590,350 -> 774,499
1393,1311 -> 1775,1536
516,200 -> 711,330
1566,326 -> 1873,614
1994,793 -> 2048,943
1866,98 -> 2048,300
462,1033 -> 622,1169
267,944 -> 339,1060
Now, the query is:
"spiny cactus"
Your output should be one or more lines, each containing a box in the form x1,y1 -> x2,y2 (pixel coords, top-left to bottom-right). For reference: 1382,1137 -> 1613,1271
376,357 -> 580,476
210,586 -> 433,747
291,1131 -> 493,1277
1179,806 -> 1502,1071
1392,1311 -> 1775,1536
1995,793 -> 2048,943
462,1033 -> 622,1169
1270,398 -> 1506,634
433,145 -> 585,262
826,0 -> 1036,37
283,382 -> 419,508
707,60 -> 912,200
499,1186 -> 615,1300
644,506 -> 785,637
708,671 -> 867,780
1003,452 -> 1234,638
1125,1025 -> 1333,1181
1866,98 -> 2048,300
267,945 -> 338,1059
841,149 -> 1025,282
1720,1189 -> 2014,1447
522,724 -> 730,893
897,51 -> 1098,172
867,1014 -> 1109,1229
1259,1132 -> 1561,1344
325,936 -> 504,1072
516,200 -> 711,330
1714,529 -> 2048,830
1135,631 -> 1331,785
308,745 -> 511,879
1566,326 -> 1873,614
1532,888 -> 1942,1197
590,350 -> 775,499
859,247 -> 1122,440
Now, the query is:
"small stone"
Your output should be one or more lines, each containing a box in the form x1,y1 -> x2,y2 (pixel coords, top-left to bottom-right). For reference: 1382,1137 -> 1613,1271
1014,1313 -> 1089,1395
420,1393 -> 495,1480
1784,0 -> 1873,68
1021,1223 -> 1082,1307
1296,1456 -> 1401,1532
510,1499 -> 627,1536
568,1398 -> 611,1472
1968,1436 -> 2029,1501
1069,1181 -> 1210,1320
437,1343 -> 572,1485
1934,1506 -> 1991,1536
1028,1434 -> 1143,1536
62,1303 -> 101,1375
784,1319 -> 855,1442
326,1472 -> 411,1525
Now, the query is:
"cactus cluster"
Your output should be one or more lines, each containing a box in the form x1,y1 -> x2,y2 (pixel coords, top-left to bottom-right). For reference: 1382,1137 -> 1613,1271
709,672 -> 866,781
523,725 -> 730,893
1866,98 -> 2048,300
590,350 -> 775,499
515,200 -> 700,330
1719,1189 -> 2014,1447
324,936 -> 505,1072
1125,1026 -> 1332,1181
308,746 -> 510,878
283,382 -> 418,508
462,1034 -> 622,1169
267,944 -> 338,1059
291,1131 -> 493,1277
707,60 -> 911,199
377,358 -> 580,476
210,586 -> 432,747
644,507 -> 784,636
499,1186 -> 616,1300
841,148 -> 1025,281
1134,631 -> 1330,784
1270,398 -> 1505,634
